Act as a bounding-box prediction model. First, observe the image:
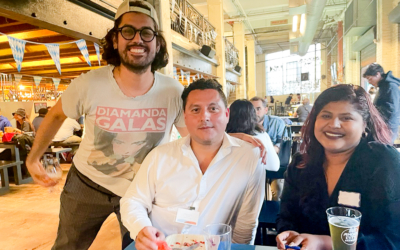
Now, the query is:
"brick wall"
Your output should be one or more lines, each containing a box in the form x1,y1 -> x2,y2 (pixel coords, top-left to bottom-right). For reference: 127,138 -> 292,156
377,0 -> 400,76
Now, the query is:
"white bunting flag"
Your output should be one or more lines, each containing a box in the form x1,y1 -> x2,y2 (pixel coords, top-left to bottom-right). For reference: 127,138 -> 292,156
33,76 -> 42,87
76,39 -> 91,66
52,78 -> 61,90
7,36 -> 27,72
94,43 -> 101,66
14,74 -> 23,84
46,44 -> 61,75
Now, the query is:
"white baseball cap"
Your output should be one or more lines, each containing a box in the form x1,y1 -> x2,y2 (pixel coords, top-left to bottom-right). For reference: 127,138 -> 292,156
115,0 -> 159,27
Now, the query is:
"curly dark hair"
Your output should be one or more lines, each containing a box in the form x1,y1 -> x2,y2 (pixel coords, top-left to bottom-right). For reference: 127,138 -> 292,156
226,99 -> 264,136
101,1 -> 168,72
300,84 -> 392,168
181,78 -> 227,110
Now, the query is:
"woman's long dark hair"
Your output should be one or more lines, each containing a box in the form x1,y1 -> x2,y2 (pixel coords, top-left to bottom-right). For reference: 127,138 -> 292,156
300,84 -> 392,168
101,1 -> 168,72
226,99 -> 264,136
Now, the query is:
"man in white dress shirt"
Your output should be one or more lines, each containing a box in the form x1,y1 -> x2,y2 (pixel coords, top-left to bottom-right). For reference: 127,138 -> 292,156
121,79 -> 266,249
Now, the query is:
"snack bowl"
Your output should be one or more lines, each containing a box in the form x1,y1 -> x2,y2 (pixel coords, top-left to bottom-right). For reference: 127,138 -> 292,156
165,234 -> 205,250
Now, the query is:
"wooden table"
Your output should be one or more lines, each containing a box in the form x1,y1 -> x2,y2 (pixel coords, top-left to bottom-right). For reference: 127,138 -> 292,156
125,242 -> 277,250
0,142 -> 32,185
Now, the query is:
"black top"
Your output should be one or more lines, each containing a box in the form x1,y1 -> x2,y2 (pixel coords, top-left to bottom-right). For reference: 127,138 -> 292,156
285,96 -> 292,105
277,139 -> 400,250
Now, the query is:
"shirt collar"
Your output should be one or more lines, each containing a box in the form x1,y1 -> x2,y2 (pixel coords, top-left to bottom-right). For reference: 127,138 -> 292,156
181,132 -> 240,155
263,115 -> 269,126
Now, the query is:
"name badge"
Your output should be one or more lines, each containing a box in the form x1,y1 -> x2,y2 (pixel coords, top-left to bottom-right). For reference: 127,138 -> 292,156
176,208 -> 200,225
338,191 -> 361,208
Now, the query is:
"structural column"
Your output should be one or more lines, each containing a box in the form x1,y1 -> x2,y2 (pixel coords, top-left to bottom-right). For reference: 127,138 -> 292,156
207,0 -> 226,94
246,38 -> 257,98
376,0 -> 399,77
234,21 -> 247,99
155,0 -> 173,76
256,54 -> 266,97
344,36 -> 360,85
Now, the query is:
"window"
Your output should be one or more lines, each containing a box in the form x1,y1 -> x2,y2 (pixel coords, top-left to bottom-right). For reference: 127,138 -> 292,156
265,44 -> 321,95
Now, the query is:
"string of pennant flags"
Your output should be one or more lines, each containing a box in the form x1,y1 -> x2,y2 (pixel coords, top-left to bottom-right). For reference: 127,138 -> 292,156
1,72 -> 62,90
0,31 -> 102,75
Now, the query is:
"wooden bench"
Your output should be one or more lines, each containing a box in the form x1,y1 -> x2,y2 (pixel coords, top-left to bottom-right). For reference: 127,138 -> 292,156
0,160 -> 24,195
45,148 -> 72,162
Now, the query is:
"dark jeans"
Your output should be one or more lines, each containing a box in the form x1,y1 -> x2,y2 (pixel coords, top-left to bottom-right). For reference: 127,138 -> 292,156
52,164 -> 133,250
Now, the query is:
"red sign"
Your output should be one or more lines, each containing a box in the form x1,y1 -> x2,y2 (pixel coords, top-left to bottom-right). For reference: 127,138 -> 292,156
95,107 -> 168,132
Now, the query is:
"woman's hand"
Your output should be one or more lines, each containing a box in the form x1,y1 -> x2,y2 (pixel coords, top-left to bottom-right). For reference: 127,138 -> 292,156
228,133 -> 267,164
276,231 -> 300,249
277,231 -> 332,250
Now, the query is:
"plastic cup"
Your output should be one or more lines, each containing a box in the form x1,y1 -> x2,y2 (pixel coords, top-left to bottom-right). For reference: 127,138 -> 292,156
326,207 -> 362,250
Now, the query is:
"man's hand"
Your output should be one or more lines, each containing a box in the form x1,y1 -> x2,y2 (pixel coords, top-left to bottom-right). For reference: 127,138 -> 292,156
136,226 -> 166,250
26,155 -> 58,187
229,133 -> 267,164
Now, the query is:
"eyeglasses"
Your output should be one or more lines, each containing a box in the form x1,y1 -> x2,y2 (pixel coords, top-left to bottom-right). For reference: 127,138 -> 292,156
116,26 -> 158,42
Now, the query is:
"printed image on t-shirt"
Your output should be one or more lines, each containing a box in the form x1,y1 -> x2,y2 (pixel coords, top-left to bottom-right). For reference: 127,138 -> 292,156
87,106 -> 166,180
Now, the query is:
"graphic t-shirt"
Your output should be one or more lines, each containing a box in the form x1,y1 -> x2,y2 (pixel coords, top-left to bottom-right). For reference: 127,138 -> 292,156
62,65 -> 185,196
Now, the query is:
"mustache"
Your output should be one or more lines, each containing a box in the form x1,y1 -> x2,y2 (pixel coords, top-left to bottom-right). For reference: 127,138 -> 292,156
126,43 -> 147,49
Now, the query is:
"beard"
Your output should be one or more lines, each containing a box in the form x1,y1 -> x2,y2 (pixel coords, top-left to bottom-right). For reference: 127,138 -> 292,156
119,44 -> 156,74
257,115 -> 264,123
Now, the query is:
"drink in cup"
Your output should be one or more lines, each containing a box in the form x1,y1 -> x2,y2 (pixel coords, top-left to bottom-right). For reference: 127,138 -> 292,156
326,207 -> 362,250
203,223 -> 231,250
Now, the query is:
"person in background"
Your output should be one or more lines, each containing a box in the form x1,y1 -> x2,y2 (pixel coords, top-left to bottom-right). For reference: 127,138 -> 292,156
32,108 -> 48,132
285,93 -> 293,105
295,93 -> 301,104
12,109 -> 33,133
226,99 -> 280,172
121,79 -> 265,248
368,86 -> 376,101
52,117 -> 82,144
293,98 -> 312,122
47,106 -> 52,111
251,96 -> 286,201
363,63 -> 400,143
0,108 -> 12,132
276,84 -> 400,250
270,96 -> 275,104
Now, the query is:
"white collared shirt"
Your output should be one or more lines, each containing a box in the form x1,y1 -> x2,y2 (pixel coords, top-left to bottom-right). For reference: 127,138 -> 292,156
121,133 -> 266,244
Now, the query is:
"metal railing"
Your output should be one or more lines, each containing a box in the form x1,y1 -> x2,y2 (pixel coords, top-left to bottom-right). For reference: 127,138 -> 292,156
170,0 -> 216,49
224,38 -> 239,67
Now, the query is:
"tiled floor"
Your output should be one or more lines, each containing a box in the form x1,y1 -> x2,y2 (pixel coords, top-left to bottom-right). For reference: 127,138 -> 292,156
0,164 -> 121,250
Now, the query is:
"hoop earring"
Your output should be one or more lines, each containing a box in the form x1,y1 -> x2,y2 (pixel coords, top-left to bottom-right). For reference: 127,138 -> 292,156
362,130 -> 368,138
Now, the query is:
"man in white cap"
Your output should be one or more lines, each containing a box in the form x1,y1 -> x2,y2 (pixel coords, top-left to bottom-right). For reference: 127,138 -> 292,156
26,1 -> 188,249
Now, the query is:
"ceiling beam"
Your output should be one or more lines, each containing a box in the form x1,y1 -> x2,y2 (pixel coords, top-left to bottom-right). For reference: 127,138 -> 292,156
0,29 -> 60,44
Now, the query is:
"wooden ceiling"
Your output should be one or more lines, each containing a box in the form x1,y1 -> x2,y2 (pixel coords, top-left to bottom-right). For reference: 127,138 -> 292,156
0,16 -> 107,88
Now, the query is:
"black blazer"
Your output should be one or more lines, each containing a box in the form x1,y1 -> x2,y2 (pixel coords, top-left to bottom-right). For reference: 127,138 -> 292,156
277,139 -> 400,250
